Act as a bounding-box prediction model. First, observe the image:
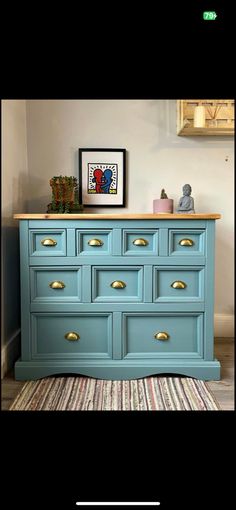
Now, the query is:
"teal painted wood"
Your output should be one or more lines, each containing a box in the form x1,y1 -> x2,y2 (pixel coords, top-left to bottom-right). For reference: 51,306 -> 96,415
31,313 -> 112,359
67,229 -> 76,256
158,229 -> 168,256
122,313 -> 203,358
15,217 -> 221,381
29,255 -> 206,266
30,302 -> 205,313
19,220 -> 31,361
112,312 -> 122,359
29,229 -> 66,256
112,228 -> 122,255
169,229 -> 206,256
82,265 -> 91,302
28,219 -> 207,229
15,359 -> 221,380
92,265 -> 143,302
30,267 -> 82,302
76,229 -> 113,256
153,266 -> 204,302
204,220 -> 216,360
144,265 -> 153,302
123,229 -> 158,256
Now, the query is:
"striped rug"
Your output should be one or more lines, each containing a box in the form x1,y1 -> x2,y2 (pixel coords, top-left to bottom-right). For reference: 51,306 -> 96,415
9,376 -> 220,410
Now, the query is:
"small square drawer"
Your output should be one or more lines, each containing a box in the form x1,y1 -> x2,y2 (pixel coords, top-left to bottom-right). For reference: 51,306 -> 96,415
123,313 -> 203,359
92,266 -> 143,302
30,267 -> 82,302
29,229 -> 66,256
153,266 -> 204,302
76,229 -> 112,256
123,229 -> 158,256
169,229 -> 205,256
31,313 -> 112,359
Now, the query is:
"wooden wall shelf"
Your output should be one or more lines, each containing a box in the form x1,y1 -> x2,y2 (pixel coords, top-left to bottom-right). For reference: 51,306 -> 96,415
177,100 -> 234,136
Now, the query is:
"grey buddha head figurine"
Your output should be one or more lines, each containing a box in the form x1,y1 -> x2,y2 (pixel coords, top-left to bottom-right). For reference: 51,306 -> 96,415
177,184 -> 195,213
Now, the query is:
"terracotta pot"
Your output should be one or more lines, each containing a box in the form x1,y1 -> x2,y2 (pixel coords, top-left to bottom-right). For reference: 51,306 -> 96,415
153,198 -> 173,213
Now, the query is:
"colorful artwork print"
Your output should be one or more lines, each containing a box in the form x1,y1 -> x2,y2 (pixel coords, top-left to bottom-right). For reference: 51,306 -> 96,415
87,163 -> 118,194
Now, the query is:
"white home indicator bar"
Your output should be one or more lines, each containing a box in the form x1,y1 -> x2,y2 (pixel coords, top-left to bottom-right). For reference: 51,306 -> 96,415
76,504 -> 160,507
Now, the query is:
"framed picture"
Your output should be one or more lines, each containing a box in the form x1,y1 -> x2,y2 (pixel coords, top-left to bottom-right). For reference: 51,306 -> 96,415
79,148 -> 126,207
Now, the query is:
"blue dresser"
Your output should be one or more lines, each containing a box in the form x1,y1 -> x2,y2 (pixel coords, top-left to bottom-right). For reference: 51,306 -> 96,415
14,213 -> 221,380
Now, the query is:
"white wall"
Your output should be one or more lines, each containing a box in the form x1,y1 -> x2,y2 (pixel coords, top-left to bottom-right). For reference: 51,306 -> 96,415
25,99 -> 234,326
1,100 -> 28,377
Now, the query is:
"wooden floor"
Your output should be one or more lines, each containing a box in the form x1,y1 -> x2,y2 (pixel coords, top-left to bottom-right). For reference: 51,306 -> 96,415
1,338 -> 234,411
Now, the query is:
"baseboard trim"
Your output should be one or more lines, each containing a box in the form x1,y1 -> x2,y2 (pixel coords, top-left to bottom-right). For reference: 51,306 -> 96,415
214,314 -> 234,338
1,329 -> 21,379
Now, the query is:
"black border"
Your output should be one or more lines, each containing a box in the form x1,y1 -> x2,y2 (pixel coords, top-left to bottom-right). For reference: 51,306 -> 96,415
78,148 -> 126,207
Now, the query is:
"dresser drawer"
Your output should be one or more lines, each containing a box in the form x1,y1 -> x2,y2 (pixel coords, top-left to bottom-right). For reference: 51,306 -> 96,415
153,266 -> 204,302
169,229 -> 205,256
29,229 -> 66,256
123,313 -> 203,358
31,313 -> 112,359
123,229 -> 158,256
92,266 -> 143,302
76,229 -> 112,255
30,267 -> 82,302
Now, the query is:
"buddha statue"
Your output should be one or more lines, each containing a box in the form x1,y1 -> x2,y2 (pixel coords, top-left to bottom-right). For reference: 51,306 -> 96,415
177,184 -> 195,213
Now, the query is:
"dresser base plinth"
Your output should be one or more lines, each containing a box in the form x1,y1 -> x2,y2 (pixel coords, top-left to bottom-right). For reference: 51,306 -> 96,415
15,358 -> 221,381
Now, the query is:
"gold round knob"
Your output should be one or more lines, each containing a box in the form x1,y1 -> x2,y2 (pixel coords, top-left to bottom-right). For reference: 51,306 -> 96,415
64,332 -> 80,341
133,238 -> 149,246
41,238 -> 57,246
171,281 -> 186,289
179,238 -> 194,246
88,239 -> 103,246
154,332 -> 169,341
49,281 -> 66,289
111,280 -> 126,289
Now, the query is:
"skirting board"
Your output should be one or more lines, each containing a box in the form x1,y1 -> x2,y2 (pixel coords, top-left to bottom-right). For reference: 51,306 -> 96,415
1,329 -> 21,379
214,314 -> 234,338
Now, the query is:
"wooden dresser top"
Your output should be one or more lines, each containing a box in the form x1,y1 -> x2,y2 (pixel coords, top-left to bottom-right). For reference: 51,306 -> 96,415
14,213 -> 221,220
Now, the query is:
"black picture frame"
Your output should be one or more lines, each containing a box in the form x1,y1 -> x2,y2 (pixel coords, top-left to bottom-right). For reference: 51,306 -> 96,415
78,148 -> 126,207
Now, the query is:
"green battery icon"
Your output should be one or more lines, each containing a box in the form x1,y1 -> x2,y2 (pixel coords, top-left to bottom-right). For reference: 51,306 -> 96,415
203,11 -> 217,20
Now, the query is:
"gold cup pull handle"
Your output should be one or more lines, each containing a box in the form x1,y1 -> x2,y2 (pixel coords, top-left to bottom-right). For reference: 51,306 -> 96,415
171,281 -> 187,289
64,332 -> 80,341
111,280 -> 126,289
49,281 -> 66,289
179,238 -> 194,246
41,238 -> 57,246
88,239 -> 104,246
154,332 -> 169,341
133,238 -> 149,246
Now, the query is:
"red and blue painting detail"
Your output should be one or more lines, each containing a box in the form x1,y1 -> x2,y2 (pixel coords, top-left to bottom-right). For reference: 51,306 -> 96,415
88,163 -> 118,194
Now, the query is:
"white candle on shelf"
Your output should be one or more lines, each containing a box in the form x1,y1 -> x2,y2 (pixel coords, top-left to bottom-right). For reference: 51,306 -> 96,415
193,105 -> 206,127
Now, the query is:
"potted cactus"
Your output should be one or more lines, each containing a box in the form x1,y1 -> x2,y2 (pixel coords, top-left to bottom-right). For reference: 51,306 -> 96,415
153,189 -> 173,213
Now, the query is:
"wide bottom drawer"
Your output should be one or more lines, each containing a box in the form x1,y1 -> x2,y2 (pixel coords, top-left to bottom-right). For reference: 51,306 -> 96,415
31,313 -> 112,359
123,313 -> 203,359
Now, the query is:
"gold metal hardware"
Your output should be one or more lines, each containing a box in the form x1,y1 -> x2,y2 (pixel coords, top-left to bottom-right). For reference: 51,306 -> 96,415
41,238 -> 57,246
88,239 -> 104,246
171,280 -> 187,289
64,332 -> 80,341
133,238 -> 149,246
111,280 -> 126,289
154,332 -> 169,341
179,238 -> 194,246
49,281 -> 66,289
